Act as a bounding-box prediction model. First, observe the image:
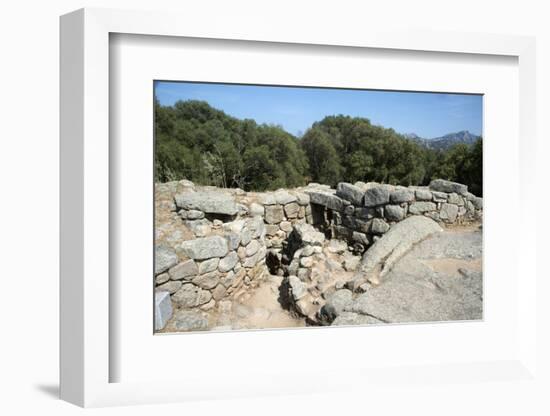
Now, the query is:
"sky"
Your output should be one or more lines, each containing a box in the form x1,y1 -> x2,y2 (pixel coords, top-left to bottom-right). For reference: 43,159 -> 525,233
154,81 -> 483,139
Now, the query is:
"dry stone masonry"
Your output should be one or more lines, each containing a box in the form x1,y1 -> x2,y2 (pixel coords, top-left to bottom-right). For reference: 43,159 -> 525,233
154,178 -> 482,331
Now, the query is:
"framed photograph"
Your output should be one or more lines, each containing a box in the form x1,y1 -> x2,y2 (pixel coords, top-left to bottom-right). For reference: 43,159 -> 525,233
60,8 -> 537,407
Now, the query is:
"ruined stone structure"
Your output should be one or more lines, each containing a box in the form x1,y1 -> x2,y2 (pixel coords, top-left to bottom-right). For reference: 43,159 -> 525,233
154,178 -> 482,331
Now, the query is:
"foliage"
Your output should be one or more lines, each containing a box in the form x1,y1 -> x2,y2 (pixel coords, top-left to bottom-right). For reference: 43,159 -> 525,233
155,100 -> 483,196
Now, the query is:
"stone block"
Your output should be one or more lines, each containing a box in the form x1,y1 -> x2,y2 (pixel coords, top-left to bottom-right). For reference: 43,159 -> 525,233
154,291 -> 173,331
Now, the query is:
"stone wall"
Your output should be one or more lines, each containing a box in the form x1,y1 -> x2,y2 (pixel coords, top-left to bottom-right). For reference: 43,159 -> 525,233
154,178 -> 482,330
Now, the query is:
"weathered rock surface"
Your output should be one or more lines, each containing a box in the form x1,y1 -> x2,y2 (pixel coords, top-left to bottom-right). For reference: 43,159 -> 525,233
155,245 -> 178,275
172,283 -> 212,308
179,235 -> 228,260
293,223 -> 325,246
364,186 -> 390,207
390,188 -> 414,204
175,191 -> 238,216
385,204 -> 405,221
218,251 -> 239,272
306,190 -> 345,211
319,289 -> 353,321
169,259 -> 198,280
332,311 -> 382,326
429,179 -> 468,196
265,205 -> 285,224
440,203 -> 459,223
346,229 -> 482,323
353,216 -> 443,287
154,291 -> 173,330
370,218 -> 390,234
336,182 -> 364,206
408,201 -> 437,214
171,310 -> 209,331
288,275 -> 307,300
414,189 -> 433,201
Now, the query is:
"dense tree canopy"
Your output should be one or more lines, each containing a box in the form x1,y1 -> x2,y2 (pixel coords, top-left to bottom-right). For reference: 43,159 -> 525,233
155,100 -> 483,196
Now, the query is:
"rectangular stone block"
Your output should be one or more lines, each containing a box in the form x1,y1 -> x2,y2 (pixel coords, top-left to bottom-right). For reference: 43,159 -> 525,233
155,291 -> 173,331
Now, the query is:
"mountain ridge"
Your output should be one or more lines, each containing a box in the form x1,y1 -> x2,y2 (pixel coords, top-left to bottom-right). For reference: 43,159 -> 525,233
404,130 -> 481,151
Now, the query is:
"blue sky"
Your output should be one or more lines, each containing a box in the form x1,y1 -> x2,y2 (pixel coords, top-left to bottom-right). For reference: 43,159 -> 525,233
155,81 -> 483,139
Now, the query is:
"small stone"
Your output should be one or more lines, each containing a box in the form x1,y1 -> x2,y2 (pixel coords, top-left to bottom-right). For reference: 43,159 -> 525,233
169,259 -> 198,280
192,271 -> 220,289
384,204 -> 405,221
364,186 -> 390,207
154,291 -> 173,331
306,190 -> 345,211
432,191 -> 448,202
279,221 -> 293,233
284,202 -> 300,218
237,246 -> 247,259
265,205 -> 285,224
246,217 -> 265,239
249,202 -> 264,217
225,233 -> 241,251
447,193 -> 464,206
155,272 -> 170,285
344,205 -> 355,216
370,218 -> 390,234
300,256 -> 314,268
295,192 -> 310,206
179,235 -> 228,260
352,232 -> 370,246
429,179 -> 468,195
408,201 -> 437,215
258,193 -> 276,205
156,280 -> 181,295
240,227 -> 252,246
274,190 -> 297,205
220,271 -> 235,287
197,258 -> 219,275
223,219 -> 245,234
200,298 -> 216,311
237,203 -> 249,216
415,189 -> 432,201
218,251 -> 239,273
212,284 -> 227,301
265,224 -> 279,236
172,283 -> 212,308
293,223 -> 325,246
193,223 -> 211,237
174,191 -> 238,216
343,255 -> 361,271
301,246 -> 315,257
297,268 -> 310,281
328,239 -> 348,254
288,275 -> 307,300
336,182 -> 365,206
186,210 -> 204,220
245,240 -> 261,257
172,310 -> 209,332
155,244 -> 178,275
440,203 -> 459,223
327,258 -> 344,272
390,188 -> 414,204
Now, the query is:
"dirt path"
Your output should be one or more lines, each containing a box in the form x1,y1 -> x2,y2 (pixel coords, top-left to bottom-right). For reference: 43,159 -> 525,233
209,274 -> 306,331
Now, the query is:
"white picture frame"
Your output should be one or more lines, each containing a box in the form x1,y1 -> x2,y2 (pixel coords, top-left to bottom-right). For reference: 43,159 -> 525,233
60,7 -> 538,408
